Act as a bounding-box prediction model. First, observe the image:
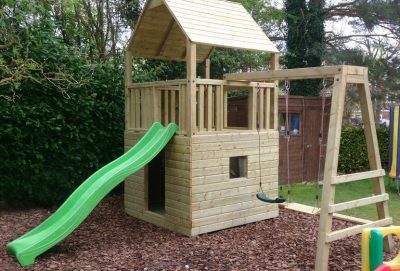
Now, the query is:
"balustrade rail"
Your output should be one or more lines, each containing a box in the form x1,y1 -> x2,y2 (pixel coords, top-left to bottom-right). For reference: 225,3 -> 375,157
125,79 -> 277,135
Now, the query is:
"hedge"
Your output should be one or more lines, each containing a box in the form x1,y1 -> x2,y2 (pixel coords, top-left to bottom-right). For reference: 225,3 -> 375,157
0,66 -> 124,207
338,128 -> 389,173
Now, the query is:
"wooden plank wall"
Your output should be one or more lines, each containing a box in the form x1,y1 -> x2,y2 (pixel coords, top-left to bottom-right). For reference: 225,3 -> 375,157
191,131 -> 279,235
124,130 -> 280,236
124,130 -> 192,236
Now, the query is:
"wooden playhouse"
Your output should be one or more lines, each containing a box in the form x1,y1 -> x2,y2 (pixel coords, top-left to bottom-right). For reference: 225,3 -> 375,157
123,0 -> 281,236
124,1 -> 393,270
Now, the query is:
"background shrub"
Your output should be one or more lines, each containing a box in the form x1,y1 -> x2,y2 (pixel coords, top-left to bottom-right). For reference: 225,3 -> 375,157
0,23 -> 124,206
338,128 -> 389,173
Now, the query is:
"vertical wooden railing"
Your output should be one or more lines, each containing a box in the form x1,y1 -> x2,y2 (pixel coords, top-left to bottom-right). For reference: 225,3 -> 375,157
126,79 -> 276,135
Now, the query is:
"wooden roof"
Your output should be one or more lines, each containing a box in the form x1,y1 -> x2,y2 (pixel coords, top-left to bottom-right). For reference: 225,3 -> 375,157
127,0 -> 279,62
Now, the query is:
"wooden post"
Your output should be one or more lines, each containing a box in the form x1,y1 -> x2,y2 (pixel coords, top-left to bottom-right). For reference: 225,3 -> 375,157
186,39 -> 197,135
249,87 -> 257,130
179,84 -> 186,132
205,58 -> 210,79
206,85 -> 213,131
153,87 -> 161,122
270,53 -> 279,129
198,85 -> 205,131
259,87 -> 264,130
222,86 -> 227,129
125,50 -> 133,129
315,71 -> 347,271
357,69 -> 393,251
216,85 -> 223,131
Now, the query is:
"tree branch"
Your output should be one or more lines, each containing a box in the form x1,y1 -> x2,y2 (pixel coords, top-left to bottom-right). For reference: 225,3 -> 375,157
0,40 -> 17,50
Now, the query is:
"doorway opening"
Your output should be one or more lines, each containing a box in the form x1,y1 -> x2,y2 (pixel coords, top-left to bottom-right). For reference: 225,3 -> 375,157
147,150 -> 165,214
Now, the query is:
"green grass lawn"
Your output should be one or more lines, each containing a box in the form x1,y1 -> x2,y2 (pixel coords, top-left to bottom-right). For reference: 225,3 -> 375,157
279,177 -> 400,225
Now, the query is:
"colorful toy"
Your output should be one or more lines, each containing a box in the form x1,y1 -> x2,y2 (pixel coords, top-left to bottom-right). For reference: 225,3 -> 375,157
362,226 -> 400,271
375,264 -> 394,271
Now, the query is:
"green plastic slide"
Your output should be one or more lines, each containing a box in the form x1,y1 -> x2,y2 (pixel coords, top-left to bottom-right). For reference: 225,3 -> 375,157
6,122 -> 178,266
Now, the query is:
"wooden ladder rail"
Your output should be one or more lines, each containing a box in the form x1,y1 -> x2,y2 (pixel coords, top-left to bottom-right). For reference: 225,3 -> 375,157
314,67 -> 393,271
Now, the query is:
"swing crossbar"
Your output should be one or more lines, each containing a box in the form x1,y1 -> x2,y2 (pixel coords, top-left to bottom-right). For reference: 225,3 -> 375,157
224,65 -> 366,81
331,169 -> 386,185
328,193 -> 389,213
325,217 -> 393,243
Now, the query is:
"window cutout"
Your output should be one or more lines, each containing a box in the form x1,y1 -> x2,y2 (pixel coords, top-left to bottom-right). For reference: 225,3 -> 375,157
230,156 -> 248,178
279,112 -> 301,136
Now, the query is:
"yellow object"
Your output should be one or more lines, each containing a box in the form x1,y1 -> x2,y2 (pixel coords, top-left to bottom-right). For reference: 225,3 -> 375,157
389,106 -> 399,178
362,227 -> 400,271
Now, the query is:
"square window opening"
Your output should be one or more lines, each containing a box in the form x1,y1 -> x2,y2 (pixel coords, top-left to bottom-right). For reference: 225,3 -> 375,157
229,156 -> 248,179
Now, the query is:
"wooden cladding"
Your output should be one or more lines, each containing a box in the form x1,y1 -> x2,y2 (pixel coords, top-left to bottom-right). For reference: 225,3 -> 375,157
126,79 -> 277,135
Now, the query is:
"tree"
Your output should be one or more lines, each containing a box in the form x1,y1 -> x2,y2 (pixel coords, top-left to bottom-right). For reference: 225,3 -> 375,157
284,0 -> 325,96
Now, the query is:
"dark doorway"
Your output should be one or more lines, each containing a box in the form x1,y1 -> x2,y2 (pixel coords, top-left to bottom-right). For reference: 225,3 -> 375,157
147,150 -> 165,213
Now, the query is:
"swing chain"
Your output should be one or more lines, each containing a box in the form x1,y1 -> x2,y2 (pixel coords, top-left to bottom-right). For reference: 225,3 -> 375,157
283,80 -> 290,96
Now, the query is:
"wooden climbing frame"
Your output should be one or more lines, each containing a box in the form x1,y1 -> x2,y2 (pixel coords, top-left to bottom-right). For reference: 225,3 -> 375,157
224,65 -> 393,271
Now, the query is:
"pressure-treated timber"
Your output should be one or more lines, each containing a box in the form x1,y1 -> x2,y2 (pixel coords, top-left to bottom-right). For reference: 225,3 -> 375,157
270,53 -> 279,129
186,40 -> 196,135
224,65 -> 363,81
125,51 -> 133,129
128,0 -> 278,63
326,218 -> 393,243
205,58 -> 210,79
313,67 -> 392,271
315,72 -> 347,271
198,84 -> 205,131
328,194 -> 389,213
332,169 -> 385,185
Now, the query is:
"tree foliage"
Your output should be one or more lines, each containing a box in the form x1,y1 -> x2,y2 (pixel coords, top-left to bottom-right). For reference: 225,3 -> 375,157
0,0 -> 140,206
284,0 -> 325,96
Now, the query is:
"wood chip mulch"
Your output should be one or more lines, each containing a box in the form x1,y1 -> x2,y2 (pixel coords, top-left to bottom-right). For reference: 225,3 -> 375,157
0,195 -> 397,271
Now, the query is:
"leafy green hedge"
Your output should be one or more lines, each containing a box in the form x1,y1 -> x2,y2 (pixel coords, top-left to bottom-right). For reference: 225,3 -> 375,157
338,128 -> 389,173
0,65 -> 124,207
0,25 -> 124,207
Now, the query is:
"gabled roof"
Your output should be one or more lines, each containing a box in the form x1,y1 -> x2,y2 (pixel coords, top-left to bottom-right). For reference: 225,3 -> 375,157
127,0 -> 279,62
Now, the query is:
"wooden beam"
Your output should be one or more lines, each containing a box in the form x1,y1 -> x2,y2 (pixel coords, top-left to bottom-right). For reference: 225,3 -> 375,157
170,90 -> 176,123
315,71 -> 347,271
205,58 -> 211,79
156,19 -> 175,56
357,71 -> 393,251
215,85 -> 223,131
249,87 -> 257,130
270,53 -> 279,70
332,169 -> 385,185
125,50 -> 133,129
206,47 -> 214,60
326,218 -> 393,243
179,84 -> 186,132
328,194 -> 389,213
270,53 -> 279,130
148,0 -> 163,9
223,65 -> 365,81
346,74 -> 365,84
153,87 -> 161,122
259,87 -> 264,130
206,85 -> 213,131
186,40 -> 196,135
198,84 -> 205,131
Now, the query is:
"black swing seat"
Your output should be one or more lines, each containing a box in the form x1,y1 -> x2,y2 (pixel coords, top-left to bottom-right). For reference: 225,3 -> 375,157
256,192 -> 286,203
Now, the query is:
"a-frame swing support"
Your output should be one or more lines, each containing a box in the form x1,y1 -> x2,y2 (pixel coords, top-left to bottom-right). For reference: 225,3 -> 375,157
224,65 -> 393,271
